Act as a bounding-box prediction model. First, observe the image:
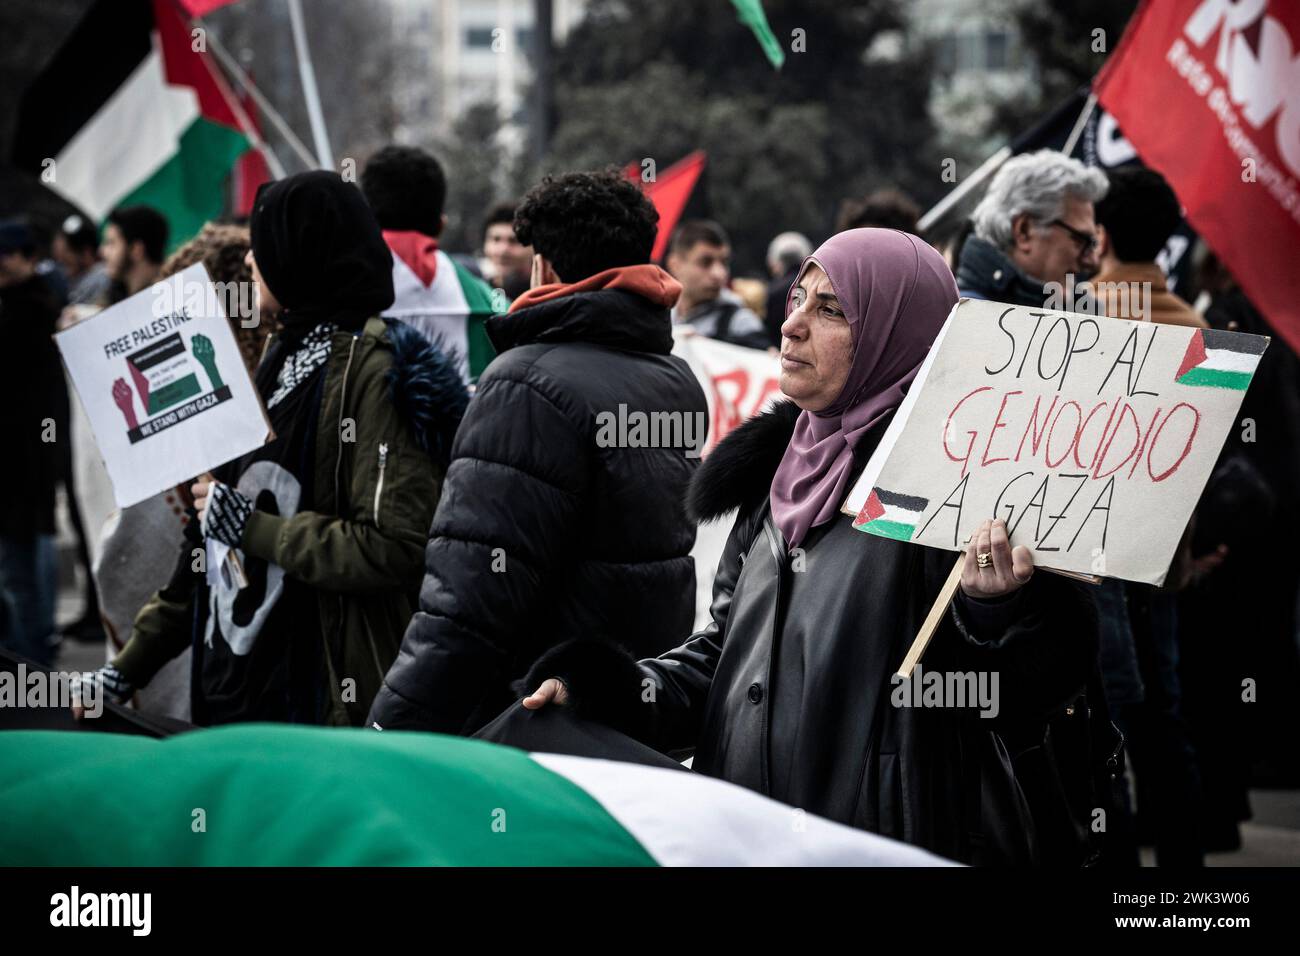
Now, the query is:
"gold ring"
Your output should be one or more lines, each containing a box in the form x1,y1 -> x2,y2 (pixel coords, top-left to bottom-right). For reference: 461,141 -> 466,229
976,552 -> 992,569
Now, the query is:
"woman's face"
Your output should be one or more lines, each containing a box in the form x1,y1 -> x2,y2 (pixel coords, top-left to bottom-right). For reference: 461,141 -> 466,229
244,249 -> 281,321
779,262 -> 853,412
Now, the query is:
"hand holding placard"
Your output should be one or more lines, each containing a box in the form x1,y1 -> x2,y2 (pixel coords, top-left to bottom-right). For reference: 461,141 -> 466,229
959,518 -> 1034,599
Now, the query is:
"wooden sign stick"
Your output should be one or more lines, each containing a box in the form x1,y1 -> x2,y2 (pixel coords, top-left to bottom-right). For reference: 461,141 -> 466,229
896,552 -> 965,680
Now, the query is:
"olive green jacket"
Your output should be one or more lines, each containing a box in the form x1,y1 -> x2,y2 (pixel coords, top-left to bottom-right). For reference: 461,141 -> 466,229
114,317 -> 467,725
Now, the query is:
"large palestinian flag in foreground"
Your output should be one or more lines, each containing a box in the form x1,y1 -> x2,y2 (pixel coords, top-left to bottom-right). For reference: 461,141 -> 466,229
0,726 -> 949,866
12,0 -> 250,253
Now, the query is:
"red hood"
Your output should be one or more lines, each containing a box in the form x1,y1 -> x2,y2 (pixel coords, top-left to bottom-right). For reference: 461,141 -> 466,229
508,264 -> 681,314
383,229 -> 440,287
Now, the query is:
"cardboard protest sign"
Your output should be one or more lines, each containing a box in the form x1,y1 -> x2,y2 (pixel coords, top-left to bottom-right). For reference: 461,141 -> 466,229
842,298 -> 1268,585
55,263 -> 270,508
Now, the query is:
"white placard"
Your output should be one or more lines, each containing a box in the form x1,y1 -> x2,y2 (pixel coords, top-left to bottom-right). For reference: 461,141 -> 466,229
55,263 -> 270,508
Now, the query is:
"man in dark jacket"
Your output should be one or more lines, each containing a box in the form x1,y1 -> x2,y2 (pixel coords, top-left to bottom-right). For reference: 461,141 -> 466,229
956,149 -> 1108,307
0,220 -> 67,666
369,168 -> 708,734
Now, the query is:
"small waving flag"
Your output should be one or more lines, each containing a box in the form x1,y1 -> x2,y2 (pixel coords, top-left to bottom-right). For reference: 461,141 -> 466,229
624,151 -> 707,264
730,0 -> 785,69
12,0 -> 251,253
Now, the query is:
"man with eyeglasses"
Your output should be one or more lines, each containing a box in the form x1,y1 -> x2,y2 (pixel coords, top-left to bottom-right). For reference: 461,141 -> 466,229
956,149 -> 1108,307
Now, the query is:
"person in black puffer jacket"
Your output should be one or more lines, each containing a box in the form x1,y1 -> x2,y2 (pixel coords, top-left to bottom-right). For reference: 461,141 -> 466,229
368,167 -> 708,734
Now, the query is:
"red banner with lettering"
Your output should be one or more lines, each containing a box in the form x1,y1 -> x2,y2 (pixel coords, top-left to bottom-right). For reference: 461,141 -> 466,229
1095,0 -> 1300,353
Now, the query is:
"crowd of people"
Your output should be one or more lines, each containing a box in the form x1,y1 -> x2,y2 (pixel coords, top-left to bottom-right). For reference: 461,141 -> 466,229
1,143 -> 1297,867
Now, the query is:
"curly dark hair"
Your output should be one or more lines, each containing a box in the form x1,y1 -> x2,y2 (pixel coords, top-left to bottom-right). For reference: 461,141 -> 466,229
361,145 -> 447,237
513,167 -> 658,282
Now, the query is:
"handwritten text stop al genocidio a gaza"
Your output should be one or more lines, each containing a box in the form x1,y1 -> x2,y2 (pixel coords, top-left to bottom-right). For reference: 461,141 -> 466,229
923,307 -> 1202,555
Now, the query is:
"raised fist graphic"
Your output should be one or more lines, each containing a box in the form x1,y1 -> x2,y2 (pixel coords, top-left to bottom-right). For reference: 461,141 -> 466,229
112,377 -> 138,430
191,333 -> 224,390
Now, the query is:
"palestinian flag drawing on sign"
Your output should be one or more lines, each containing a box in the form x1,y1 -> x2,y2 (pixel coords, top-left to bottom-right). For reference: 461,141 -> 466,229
0,726 -> 950,866
12,0 -> 251,253
126,333 -> 202,414
855,488 -> 929,541
1175,328 -> 1267,391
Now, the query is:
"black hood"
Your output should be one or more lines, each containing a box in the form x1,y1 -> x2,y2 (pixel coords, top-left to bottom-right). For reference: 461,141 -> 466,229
250,171 -> 395,335
485,289 -> 674,356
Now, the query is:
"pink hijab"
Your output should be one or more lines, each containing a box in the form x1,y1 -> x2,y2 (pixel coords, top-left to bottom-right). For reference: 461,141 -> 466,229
769,228 -> 958,549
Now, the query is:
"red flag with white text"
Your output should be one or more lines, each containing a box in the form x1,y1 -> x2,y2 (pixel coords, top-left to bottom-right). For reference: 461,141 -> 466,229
1095,0 -> 1300,352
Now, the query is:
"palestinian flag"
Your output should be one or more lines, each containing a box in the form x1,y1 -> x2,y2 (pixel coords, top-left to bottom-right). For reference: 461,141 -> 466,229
0,725 -> 948,866
381,230 -> 498,384
12,0 -> 251,254
854,488 -> 929,542
1174,328 -> 1268,391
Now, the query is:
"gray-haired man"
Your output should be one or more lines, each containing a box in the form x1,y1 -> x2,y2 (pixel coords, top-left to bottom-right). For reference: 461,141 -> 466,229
956,149 -> 1108,307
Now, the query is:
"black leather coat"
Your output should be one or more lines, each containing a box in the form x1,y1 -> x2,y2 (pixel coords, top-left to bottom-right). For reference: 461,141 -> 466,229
529,402 -> 1098,864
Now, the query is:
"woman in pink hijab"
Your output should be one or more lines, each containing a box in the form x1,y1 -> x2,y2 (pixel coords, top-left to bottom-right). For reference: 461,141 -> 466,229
523,229 -> 1097,865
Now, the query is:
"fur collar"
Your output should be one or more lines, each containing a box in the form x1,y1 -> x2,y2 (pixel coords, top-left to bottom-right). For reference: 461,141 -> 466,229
382,318 -> 469,468
687,400 -> 801,523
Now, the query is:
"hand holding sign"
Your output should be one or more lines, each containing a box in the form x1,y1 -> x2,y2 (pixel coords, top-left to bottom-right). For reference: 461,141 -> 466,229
959,518 -> 1034,599
191,474 -> 215,526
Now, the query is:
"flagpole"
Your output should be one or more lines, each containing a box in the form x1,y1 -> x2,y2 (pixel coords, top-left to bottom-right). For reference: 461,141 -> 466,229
918,89 -> 1102,237
1061,92 -> 1099,157
917,145 -> 1012,236
187,23 -> 287,180
285,0 -> 334,170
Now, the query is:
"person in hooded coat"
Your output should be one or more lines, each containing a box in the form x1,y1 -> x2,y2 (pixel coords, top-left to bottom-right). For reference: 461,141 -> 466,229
519,228 -> 1099,865
367,168 -> 707,734
95,172 -> 468,727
